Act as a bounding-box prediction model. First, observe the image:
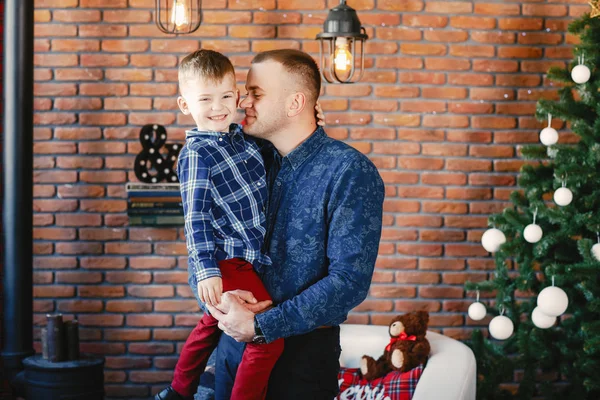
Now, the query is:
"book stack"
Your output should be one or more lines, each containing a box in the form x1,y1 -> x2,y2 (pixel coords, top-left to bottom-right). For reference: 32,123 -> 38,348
126,182 -> 184,226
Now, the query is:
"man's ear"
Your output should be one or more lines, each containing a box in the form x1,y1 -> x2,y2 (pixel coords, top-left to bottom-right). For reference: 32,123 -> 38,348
286,92 -> 306,117
177,96 -> 189,115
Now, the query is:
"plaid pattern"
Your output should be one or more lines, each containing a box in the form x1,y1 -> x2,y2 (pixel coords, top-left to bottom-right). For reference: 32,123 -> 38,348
177,123 -> 270,283
336,365 -> 424,400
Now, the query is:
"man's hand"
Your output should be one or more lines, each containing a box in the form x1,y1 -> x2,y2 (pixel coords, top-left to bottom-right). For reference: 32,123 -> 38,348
206,291 -> 272,342
197,276 -> 223,306
315,101 -> 326,127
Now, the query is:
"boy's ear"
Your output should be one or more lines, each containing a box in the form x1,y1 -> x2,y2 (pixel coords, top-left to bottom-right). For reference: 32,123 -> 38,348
177,96 -> 189,115
286,92 -> 306,118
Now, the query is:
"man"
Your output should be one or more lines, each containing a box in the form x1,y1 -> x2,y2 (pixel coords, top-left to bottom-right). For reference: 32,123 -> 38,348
206,49 -> 385,400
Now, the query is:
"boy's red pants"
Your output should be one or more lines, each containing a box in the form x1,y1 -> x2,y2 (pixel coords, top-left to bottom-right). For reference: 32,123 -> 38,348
171,258 -> 283,400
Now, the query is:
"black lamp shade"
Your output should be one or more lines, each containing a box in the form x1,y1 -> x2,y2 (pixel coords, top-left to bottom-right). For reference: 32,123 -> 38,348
155,0 -> 202,35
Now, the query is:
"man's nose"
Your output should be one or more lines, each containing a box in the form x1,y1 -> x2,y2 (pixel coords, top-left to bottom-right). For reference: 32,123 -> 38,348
239,96 -> 250,108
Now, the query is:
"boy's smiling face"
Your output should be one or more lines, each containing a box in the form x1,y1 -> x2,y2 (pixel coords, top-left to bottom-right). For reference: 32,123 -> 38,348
177,73 -> 238,133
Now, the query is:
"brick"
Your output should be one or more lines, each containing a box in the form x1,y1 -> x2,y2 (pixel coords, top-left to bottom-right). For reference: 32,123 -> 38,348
445,244 -> 489,257
450,16 -> 495,30
80,0 -> 127,7
522,4 -> 567,17
402,15 -> 447,28
81,54 -> 129,67
424,58 -> 470,71
58,300 -> 103,313
377,27 -> 422,41
106,300 -> 153,313
33,171 -> 77,183
34,300 -> 54,313
34,141 -> 76,154
105,329 -> 151,341
34,39 -> 50,52
131,54 -> 178,67
34,54 -> 78,67
128,285 -> 175,298
425,1 -> 472,13
423,115 -> 469,128
54,10 -> 101,22
498,18 -> 543,31
34,10 -> 51,22
443,272 -> 488,285
401,43 -> 446,56
422,172 -> 467,186
419,287 -> 464,298
424,30 -> 468,43
395,300 -> 441,313
202,40 -> 250,53
33,272 -> 53,284
374,86 -> 419,98
373,114 -> 419,127
127,315 -> 173,327
397,157 -> 442,171
422,201 -> 468,214
397,130 -> 444,142
379,0 -> 422,11
105,357 -> 152,369
498,46 -> 542,59
55,68 -> 104,81
450,44 -> 494,58
130,370 -> 175,384
130,257 -> 176,270
78,315 -> 124,327
79,343 -> 126,357
34,257 -> 77,270
353,299 -> 393,313
52,39 -> 100,52
397,244 -> 442,256
79,286 -> 125,298
33,200 -> 78,213
369,286 -> 417,299
105,272 -> 152,284
383,200 -> 420,213
80,113 -> 127,126
34,69 -> 52,81
395,272 -> 440,284
79,25 -> 128,37
35,24 -> 77,37
79,228 -> 127,241
376,57 -> 423,70
448,72 -> 494,86
397,186 -> 444,199
34,285 -> 75,298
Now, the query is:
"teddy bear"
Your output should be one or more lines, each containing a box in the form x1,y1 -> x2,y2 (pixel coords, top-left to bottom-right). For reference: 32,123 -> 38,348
360,311 -> 430,381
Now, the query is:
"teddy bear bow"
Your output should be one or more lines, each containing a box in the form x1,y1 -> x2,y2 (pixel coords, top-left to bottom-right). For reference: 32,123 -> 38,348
385,332 -> 417,351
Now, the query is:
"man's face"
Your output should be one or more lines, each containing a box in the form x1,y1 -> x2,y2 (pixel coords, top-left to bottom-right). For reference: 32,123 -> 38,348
239,61 -> 289,139
178,74 -> 238,132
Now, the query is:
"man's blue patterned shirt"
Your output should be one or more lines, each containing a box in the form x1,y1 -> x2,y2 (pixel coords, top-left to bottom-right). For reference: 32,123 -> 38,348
255,127 -> 385,343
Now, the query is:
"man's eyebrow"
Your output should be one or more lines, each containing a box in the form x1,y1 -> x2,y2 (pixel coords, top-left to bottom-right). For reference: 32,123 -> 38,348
246,85 -> 262,92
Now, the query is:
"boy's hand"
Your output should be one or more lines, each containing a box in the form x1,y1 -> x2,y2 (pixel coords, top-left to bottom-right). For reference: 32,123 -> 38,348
315,101 -> 326,127
198,276 -> 223,306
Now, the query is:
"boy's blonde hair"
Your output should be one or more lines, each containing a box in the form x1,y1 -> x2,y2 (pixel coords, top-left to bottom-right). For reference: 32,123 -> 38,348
178,49 -> 236,88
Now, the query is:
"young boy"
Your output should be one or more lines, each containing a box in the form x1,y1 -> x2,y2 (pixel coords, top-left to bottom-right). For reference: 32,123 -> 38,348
155,49 -> 322,400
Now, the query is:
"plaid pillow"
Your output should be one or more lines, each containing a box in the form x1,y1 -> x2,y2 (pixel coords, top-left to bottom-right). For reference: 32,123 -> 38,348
336,364 -> 424,400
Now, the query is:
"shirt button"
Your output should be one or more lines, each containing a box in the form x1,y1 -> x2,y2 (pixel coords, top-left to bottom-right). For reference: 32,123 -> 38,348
276,181 -> 282,187
218,138 -> 223,141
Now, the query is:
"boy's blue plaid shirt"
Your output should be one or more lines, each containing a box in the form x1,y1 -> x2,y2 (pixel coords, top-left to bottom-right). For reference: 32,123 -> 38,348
177,123 -> 271,284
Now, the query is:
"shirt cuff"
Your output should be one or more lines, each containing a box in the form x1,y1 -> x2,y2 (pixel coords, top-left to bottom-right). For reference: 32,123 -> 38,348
255,306 -> 289,344
193,258 -> 221,284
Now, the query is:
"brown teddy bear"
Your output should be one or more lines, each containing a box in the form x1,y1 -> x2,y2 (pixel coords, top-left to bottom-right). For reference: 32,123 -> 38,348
360,311 -> 430,381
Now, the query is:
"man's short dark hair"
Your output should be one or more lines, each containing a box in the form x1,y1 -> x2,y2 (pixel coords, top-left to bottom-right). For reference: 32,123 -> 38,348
252,49 -> 321,104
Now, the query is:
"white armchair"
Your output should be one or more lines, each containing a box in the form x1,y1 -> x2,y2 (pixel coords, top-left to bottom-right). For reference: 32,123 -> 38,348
339,324 -> 476,400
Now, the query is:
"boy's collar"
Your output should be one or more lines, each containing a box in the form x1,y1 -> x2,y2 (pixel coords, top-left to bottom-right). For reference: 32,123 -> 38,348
186,123 -> 242,139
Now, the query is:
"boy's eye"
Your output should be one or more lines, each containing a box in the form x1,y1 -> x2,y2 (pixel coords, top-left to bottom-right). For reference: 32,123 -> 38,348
224,94 -> 232,98
199,98 -> 209,101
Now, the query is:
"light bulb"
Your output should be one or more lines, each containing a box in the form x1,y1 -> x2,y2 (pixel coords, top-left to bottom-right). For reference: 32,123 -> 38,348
171,0 -> 190,30
333,38 -> 353,75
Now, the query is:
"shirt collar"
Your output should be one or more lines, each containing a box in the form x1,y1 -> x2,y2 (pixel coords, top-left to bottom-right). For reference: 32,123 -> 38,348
278,127 -> 327,171
186,123 -> 242,139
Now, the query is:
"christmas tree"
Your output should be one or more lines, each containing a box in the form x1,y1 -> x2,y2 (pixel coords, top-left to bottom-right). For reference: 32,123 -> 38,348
465,10 -> 600,400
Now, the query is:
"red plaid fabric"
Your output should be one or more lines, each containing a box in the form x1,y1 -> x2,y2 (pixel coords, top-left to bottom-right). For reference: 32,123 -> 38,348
336,364 -> 424,400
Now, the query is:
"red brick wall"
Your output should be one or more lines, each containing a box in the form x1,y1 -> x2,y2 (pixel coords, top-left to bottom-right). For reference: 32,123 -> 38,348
31,0 -> 583,397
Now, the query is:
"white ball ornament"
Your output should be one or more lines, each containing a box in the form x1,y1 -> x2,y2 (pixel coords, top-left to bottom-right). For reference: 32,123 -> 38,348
468,302 -> 487,321
539,127 -> 558,146
531,307 -> 556,329
489,315 -> 514,340
553,187 -> 573,207
571,64 -> 591,84
537,285 -> 568,317
524,224 -> 543,243
592,242 -> 600,262
481,228 -> 506,253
